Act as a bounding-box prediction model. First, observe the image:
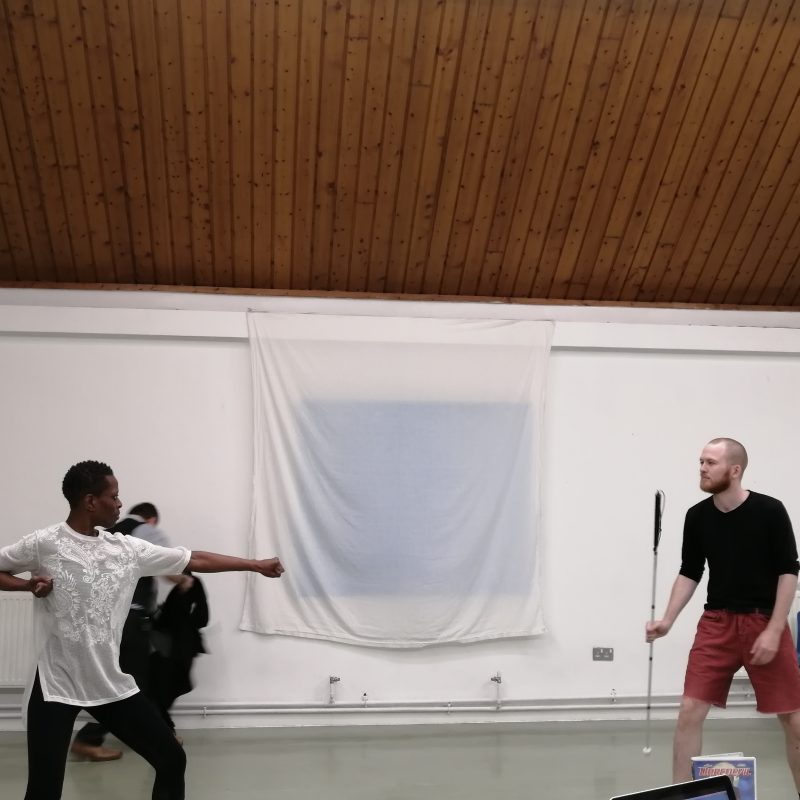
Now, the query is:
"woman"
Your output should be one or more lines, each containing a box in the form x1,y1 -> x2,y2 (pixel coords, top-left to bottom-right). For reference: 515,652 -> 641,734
0,460 -> 284,800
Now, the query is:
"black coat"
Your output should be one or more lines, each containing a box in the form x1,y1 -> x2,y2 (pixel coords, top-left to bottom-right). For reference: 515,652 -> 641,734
149,574 -> 209,707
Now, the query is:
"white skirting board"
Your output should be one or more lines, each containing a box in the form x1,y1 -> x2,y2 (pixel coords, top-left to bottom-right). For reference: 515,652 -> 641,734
0,683 -> 763,732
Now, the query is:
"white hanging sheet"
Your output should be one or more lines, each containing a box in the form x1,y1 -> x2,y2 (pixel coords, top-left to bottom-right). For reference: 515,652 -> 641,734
242,313 -> 552,647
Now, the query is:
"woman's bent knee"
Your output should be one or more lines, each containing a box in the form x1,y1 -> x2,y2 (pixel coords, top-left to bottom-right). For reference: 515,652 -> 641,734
155,738 -> 186,777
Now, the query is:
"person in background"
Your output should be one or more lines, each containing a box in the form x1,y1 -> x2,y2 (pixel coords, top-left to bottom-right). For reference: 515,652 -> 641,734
149,569 -> 209,736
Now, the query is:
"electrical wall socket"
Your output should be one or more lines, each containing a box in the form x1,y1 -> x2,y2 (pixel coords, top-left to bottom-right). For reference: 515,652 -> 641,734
593,647 -> 614,661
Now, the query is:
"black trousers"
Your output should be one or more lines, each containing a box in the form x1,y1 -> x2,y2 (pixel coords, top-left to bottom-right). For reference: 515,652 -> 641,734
25,671 -> 185,800
74,609 -> 155,745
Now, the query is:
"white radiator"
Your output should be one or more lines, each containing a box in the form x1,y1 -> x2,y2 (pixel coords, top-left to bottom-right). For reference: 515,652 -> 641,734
0,593 -> 36,686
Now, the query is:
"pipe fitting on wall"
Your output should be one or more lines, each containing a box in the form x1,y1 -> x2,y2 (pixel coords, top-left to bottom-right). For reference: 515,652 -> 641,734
491,672 -> 502,709
328,676 -> 340,705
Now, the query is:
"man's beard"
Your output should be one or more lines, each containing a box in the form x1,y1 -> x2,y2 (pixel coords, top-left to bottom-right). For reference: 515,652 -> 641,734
700,473 -> 732,494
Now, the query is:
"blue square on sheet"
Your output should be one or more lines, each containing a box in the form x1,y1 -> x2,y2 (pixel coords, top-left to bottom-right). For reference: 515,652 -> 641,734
290,401 -> 536,597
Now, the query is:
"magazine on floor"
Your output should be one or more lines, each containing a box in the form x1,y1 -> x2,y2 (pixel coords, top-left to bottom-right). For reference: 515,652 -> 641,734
691,753 -> 755,800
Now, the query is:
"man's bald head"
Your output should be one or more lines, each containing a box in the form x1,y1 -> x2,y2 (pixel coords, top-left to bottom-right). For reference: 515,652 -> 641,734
708,437 -> 749,474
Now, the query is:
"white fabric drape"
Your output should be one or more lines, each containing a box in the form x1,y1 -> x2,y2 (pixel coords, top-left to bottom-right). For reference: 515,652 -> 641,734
242,313 -> 552,647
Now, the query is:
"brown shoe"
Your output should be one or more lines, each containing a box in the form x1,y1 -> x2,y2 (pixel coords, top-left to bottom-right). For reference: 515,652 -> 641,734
70,741 -> 123,762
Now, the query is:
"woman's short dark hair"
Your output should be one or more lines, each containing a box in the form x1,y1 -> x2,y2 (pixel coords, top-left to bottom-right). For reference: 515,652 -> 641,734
62,461 -> 114,508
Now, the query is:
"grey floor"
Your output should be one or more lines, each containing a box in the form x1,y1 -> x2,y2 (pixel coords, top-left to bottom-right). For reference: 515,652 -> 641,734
0,719 -> 794,799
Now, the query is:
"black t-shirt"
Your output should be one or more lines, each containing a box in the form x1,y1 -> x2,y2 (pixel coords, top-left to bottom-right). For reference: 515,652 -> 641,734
679,491 -> 799,610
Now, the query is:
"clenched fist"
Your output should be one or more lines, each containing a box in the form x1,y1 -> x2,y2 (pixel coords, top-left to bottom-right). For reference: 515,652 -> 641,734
29,576 -> 53,598
254,558 -> 285,578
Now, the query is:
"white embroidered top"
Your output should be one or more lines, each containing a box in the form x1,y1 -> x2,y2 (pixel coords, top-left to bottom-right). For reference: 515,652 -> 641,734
0,522 -> 190,706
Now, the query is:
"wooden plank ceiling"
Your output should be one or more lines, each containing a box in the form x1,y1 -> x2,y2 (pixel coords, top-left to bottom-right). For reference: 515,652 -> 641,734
0,0 -> 799,307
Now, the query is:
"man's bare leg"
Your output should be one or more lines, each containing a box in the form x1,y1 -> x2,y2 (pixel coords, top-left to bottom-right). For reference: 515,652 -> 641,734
673,696 -> 712,782
778,710 -> 800,792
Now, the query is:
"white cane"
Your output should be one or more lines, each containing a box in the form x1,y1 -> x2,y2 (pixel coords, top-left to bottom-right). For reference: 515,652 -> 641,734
644,490 -> 665,755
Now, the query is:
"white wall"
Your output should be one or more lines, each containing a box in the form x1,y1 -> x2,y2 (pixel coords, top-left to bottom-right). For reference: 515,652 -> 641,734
1,289 -> 799,729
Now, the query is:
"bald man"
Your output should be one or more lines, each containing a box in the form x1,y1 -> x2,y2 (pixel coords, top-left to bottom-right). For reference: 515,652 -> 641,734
646,438 -> 800,796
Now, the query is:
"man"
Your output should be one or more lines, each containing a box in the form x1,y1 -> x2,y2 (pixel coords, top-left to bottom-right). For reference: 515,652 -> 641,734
70,502 -> 193,761
0,460 -> 284,800
646,438 -> 800,796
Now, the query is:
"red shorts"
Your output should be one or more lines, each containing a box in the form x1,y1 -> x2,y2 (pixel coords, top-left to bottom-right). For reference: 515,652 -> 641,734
684,610 -> 800,713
